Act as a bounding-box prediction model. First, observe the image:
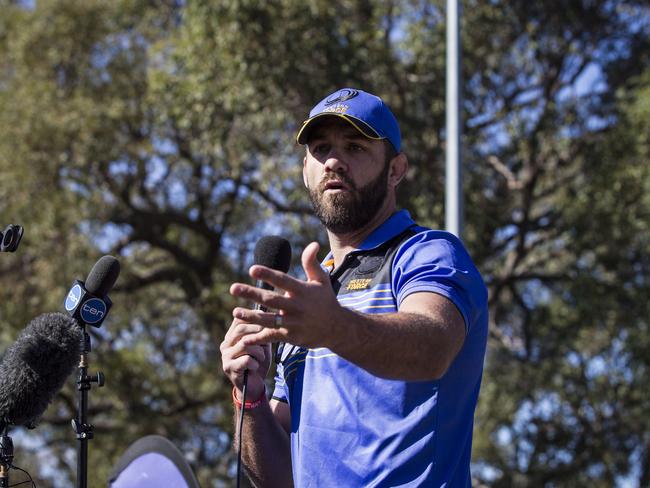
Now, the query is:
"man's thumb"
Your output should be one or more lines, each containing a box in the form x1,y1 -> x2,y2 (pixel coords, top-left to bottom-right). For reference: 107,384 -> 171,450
302,242 -> 327,282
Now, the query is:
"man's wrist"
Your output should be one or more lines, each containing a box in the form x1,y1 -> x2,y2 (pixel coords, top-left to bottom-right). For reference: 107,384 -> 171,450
232,385 -> 267,410
323,305 -> 357,353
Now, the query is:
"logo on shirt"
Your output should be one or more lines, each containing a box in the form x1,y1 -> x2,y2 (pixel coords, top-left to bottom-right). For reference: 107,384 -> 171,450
346,278 -> 372,291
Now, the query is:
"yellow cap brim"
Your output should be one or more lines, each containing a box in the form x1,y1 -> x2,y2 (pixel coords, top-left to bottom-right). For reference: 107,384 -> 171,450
296,113 -> 383,145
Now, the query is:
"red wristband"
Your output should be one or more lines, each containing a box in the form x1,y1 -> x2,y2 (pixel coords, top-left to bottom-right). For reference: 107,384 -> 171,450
232,386 -> 266,410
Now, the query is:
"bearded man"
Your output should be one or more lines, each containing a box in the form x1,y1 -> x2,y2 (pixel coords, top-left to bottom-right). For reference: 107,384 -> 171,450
220,88 -> 488,488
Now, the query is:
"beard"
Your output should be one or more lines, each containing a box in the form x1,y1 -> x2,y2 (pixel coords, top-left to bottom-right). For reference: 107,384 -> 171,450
308,162 -> 390,234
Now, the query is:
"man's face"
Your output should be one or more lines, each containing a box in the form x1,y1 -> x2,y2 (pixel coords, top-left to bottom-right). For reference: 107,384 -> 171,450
303,118 -> 392,234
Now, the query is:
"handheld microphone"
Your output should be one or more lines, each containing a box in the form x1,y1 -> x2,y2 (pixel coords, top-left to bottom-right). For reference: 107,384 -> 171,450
253,236 -> 292,310
0,313 -> 83,429
63,255 -> 120,327
236,236 -> 292,488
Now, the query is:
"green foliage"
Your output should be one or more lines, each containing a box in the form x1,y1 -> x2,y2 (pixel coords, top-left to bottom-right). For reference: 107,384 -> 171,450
0,0 -> 648,486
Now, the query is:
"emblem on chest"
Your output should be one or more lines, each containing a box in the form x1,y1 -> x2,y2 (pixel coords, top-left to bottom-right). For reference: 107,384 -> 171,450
346,278 -> 372,291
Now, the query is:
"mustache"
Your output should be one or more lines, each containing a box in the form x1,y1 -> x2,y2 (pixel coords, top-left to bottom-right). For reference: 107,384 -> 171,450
317,174 -> 356,192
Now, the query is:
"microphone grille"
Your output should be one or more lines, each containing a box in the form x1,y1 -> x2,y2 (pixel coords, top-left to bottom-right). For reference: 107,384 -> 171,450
85,255 -> 121,297
0,312 -> 82,427
254,236 -> 292,273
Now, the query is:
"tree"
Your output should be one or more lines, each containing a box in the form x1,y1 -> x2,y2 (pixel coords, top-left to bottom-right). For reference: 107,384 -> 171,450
0,0 -> 648,486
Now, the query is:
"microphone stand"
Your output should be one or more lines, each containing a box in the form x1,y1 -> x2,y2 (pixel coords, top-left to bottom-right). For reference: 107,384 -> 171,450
71,325 -> 104,488
0,426 -> 12,488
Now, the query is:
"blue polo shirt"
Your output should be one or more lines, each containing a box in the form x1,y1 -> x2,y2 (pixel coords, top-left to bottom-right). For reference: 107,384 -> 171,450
272,210 -> 488,487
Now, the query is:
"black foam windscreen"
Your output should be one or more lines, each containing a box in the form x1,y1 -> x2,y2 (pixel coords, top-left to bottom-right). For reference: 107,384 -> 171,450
85,255 -> 121,297
0,313 -> 82,428
253,236 -> 292,274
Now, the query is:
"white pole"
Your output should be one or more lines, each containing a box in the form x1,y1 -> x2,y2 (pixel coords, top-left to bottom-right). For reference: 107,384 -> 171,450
446,0 -> 463,237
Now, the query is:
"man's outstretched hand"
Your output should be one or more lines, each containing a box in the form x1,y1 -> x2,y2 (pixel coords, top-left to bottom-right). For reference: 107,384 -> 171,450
229,242 -> 343,351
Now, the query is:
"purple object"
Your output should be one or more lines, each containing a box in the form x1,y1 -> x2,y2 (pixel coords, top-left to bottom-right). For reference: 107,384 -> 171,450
108,435 -> 200,488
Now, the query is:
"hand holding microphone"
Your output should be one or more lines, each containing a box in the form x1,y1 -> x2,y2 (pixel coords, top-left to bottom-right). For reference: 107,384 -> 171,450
220,236 -> 292,488
229,241 -> 339,351
220,236 -> 291,401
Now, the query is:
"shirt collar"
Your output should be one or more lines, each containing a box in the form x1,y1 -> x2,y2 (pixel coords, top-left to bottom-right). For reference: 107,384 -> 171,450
357,209 -> 416,250
321,209 -> 416,268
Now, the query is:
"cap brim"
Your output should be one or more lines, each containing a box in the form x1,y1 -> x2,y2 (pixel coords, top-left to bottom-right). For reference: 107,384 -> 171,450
296,113 -> 383,145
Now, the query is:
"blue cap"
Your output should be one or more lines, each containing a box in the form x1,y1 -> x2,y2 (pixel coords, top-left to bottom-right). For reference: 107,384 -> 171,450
296,88 -> 401,152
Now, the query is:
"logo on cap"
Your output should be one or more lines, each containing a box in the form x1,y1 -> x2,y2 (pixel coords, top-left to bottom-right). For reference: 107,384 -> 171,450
325,89 -> 359,105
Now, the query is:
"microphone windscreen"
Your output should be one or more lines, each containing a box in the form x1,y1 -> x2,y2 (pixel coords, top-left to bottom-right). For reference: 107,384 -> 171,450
253,236 -> 292,273
0,313 -> 82,428
85,255 -> 121,297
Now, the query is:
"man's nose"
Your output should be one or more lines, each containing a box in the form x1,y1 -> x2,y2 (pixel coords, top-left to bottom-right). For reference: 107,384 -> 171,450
323,148 -> 347,173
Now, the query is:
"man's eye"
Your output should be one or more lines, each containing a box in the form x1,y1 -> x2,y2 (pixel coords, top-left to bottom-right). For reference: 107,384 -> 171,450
312,144 -> 329,154
350,143 -> 365,152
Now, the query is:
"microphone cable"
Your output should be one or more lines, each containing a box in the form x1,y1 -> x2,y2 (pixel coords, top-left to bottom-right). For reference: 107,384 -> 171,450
7,464 -> 36,487
235,370 -> 249,488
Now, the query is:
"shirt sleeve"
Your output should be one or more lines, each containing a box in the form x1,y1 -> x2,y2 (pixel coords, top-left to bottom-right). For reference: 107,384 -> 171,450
271,360 -> 288,403
392,230 -> 487,334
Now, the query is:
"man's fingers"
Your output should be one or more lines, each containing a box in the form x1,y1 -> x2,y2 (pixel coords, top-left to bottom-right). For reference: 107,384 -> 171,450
233,307 -> 276,324
230,282 -> 292,311
247,265 -> 303,294
234,307 -> 292,330
222,320 -> 266,346
302,242 -> 327,283
226,354 -> 261,374
223,341 -> 267,363
242,328 -> 286,347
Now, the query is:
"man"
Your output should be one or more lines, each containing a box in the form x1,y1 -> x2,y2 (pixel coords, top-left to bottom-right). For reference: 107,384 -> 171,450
220,88 -> 488,487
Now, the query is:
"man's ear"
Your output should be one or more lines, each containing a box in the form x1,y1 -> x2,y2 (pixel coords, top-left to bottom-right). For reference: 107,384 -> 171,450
389,153 -> 409,188
303,155 -> 309,188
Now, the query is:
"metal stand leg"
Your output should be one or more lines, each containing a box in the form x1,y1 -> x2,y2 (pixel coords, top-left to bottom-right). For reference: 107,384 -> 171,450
72,327 -> 104,488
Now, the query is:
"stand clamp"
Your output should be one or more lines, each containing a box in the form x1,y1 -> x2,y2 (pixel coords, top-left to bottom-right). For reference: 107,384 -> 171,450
0,430 -> 13,488
71,371 -> 104,441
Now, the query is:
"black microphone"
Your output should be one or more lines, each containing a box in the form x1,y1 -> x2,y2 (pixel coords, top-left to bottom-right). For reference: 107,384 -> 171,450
63,255 -> 120,327
0,225 -> 23,253
0,313 -> 83,429
253,236 -> 292,311
236,236 -> 292,488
